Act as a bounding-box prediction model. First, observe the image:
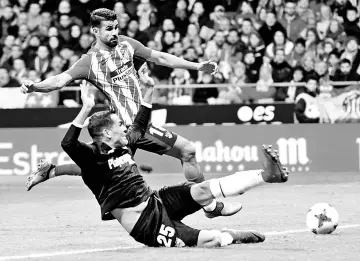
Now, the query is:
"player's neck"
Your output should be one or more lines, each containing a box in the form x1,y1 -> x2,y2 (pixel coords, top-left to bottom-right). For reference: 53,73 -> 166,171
95,40 -> 115,52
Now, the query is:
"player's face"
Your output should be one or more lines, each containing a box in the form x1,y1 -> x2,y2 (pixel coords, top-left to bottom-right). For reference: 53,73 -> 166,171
98,20 -> 119,48
109,114 -> 128,147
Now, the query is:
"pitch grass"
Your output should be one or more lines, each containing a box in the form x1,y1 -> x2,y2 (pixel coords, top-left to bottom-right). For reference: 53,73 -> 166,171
1,172 -> 359,261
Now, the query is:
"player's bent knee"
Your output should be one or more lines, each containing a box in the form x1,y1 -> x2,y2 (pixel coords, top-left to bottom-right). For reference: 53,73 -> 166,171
180,140 -> 196,163
190,182 -> 214,204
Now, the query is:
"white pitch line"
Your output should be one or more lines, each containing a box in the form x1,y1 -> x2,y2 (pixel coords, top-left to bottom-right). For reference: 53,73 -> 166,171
265,224 -> 360,236
0,246 -> 139,261
1,224 -> 360,260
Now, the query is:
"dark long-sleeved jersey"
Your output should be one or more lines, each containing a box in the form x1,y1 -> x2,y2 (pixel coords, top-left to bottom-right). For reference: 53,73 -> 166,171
61,105 -> 152,220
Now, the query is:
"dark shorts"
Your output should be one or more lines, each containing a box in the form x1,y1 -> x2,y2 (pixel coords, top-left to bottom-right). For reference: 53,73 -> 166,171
133,123 -> 178,155
130,182 -> 202,247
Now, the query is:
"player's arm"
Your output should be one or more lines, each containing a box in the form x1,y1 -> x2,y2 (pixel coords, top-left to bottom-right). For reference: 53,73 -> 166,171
126,74 -> 154,145
125,36 -> 217,74
61,82 -> 96,166
20,72 -> 73,93
20,55 -> 90,94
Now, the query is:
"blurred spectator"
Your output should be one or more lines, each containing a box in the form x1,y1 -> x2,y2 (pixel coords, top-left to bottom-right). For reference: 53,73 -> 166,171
230,61 -> 248,85
325,19 -> 347,49
258,9 -> 287,46
331,58 -> 360,88
27,70 -> 41,83
1,44 -> 23,68
125,18 -> 149,45
78,34 -> 92,54
316,5 -> 332,40
239,18 -> 254,45
279,0 -> 306,42
0,67 -> 20,87
49,36 -> 62,55
343,6 -> 360,41
27,2 -> 42,32
244,51 -> 262,83
330,0 -> 354,22
265,30 -> 294,60
28,45 -> 51,79
272,48 -> 293,100
248,32 -> 266,58
11,58 -> 27,83
296,0 -> 315,23
301,53 -> 316,77
340,37 -> 360,74
144,11 -> 161,41
45,55 -> 65,78
22,34 -> 41,62
285,65 -> 306,102
239,62 -> 277,103
193,72 -> 219,104
295,72 -> 320,123
315,60 -> 330,84
288,38 -> 306,67
189,2 -> 209,28
0,35 -> 15,67
172,0 -> 190,37
57,14 -> 72,44
328,49 -> 341,76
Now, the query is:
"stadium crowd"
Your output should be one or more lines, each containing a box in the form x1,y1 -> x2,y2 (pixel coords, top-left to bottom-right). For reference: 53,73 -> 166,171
0,0 -> 360,111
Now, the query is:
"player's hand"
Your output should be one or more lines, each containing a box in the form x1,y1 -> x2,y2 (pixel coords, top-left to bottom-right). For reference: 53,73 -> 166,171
198,60 -> 218,75
20,80 -> 35,94
138,63 -> 155,88
80,80 -> 95,108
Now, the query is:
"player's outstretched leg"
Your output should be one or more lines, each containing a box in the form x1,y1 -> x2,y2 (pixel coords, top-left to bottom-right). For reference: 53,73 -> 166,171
189,144 -> 289,210
166,135 -> 242,219
26,160 -> 82,191
196,229 -> 265,248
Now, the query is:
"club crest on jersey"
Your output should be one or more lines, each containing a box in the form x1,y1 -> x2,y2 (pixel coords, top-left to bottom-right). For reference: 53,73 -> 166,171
108,153 -> 135,169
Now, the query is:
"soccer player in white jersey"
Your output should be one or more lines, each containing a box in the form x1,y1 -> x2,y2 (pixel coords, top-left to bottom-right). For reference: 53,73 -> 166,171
20,8 -> 241,218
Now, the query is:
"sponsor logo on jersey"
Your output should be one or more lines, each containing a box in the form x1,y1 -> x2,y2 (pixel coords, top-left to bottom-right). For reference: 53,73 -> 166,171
108,153 -> 135,169
110,60 -> 134,83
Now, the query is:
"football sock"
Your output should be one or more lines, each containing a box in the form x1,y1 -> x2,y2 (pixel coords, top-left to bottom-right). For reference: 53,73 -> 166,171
54,164 -> 82,177
203,199 -> 217,212
209,170 -> 265,198
219,232 -> 234,246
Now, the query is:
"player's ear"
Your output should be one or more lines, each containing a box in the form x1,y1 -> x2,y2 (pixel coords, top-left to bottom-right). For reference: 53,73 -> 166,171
92,26 -> 99,36
103,129 -> 112,139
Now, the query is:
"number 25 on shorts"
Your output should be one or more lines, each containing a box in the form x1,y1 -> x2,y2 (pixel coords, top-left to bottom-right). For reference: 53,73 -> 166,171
157,224 -> 175,247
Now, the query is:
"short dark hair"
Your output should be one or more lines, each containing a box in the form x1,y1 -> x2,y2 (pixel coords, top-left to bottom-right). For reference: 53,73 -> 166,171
347,6 -> 358,13
295,38 -> 306,46
0,67 -> 9,73
340,58 -> 351,65
329,50 -> 340,58
228,28 -> 239,35
306,72 -> 319,83
242,18 -> 252,25
90,8 -> 117,28
88,110 -> 114,139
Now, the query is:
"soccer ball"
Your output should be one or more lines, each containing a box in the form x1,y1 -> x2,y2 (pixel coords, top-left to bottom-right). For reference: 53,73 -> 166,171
306,203 -> 339,234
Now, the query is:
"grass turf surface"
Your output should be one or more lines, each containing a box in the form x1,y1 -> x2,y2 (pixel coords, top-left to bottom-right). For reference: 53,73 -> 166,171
0,172 -> 359,261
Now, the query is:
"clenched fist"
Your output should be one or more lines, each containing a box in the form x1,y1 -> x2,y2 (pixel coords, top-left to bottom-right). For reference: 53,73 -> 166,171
20,80 -> 35,94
